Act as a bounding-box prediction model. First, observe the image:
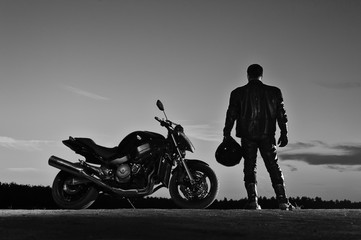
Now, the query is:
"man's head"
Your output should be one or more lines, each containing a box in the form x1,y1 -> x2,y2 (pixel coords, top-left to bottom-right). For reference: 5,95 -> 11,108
247,64 -> 263,80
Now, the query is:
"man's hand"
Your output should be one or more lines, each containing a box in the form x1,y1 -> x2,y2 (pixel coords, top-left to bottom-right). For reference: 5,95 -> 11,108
277,134 -> 288,147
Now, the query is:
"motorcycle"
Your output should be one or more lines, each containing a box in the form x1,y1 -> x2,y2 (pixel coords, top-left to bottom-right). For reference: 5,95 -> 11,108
48,100 -> 218,209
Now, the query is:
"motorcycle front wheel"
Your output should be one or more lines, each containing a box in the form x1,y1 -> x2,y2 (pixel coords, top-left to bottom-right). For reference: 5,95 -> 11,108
169,161 -> 218,209
52,170 -> 99,209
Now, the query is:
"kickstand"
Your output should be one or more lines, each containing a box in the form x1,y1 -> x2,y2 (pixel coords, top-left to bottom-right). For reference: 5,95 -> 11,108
126,198 -> 136,209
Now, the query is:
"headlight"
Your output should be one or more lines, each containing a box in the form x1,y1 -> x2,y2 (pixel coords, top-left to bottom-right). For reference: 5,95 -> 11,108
173,125 -> 195,153
178,132 -> 195,153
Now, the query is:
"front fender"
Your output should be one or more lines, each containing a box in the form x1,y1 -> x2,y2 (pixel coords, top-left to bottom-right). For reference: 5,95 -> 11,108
171,159 -> 209,182
184,159 -> 209,166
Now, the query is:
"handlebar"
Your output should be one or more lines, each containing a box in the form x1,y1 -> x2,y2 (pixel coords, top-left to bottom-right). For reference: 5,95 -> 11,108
154,117 -> 175,128
154,116 -> 162,122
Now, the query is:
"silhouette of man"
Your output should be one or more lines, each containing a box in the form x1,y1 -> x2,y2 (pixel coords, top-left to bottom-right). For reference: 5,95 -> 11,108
223,64 -> 294,210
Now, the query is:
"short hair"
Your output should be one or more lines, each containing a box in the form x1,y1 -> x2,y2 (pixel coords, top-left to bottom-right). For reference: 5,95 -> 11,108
247,64 -> 263,78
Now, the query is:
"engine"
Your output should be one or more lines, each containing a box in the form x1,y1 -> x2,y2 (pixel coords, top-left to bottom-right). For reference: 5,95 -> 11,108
98,161 -> 149,189
115,164 -> 131,183
113,163 -> 143,183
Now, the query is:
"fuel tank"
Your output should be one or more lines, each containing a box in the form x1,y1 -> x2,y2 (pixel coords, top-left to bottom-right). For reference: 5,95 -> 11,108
115,131 -> 166,163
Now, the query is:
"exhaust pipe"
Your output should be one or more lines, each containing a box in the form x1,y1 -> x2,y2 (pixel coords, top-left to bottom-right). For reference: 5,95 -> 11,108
49,155 -> 84,177
48,155 -> 143,196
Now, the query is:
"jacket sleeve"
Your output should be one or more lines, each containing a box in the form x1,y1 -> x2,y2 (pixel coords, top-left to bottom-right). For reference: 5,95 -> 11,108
223,90 -> 239,137
276,89 -> 288,135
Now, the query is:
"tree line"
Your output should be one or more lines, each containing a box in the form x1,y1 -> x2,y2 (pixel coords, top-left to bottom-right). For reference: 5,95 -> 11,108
1,182 -> 360,209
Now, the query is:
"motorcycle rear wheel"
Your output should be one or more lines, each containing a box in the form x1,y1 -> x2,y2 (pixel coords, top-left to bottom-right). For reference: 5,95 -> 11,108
169,161 -> 218,209
52,170 -> 98,209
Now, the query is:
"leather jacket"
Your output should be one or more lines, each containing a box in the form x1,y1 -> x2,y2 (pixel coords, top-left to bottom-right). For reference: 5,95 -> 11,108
223,79 -> 288,139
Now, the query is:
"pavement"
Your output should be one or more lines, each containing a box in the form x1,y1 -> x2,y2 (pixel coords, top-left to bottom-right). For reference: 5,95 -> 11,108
0,209 -> 360,240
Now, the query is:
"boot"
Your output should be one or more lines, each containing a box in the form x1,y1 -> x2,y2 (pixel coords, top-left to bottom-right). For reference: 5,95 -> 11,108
273,184 -> 295,210
245,183 -> 261,210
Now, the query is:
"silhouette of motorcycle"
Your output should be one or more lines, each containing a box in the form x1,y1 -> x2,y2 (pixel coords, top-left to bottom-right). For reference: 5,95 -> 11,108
49,100 -> 218,209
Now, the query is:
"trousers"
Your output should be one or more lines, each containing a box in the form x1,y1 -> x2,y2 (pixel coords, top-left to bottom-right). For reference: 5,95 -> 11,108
241,137 -> 284,186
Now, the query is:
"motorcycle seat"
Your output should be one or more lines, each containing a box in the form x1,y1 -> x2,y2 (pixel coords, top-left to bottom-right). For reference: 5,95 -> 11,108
76,138 -> 119,161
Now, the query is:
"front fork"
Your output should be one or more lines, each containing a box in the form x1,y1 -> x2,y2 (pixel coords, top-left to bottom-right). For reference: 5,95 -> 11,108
170,134 -> 195,183
180,158 -> 194,183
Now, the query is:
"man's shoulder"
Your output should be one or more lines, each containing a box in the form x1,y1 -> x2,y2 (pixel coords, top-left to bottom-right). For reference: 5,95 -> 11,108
231,82 -> 282,94
231,85 -> 247,93
263,83 -> 282,93
230,86 -> 246,99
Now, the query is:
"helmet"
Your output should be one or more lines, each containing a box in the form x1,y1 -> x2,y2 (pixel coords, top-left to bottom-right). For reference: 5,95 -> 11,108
215,137 -> 243,167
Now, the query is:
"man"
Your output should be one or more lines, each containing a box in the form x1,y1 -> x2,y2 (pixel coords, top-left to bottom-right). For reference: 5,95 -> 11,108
223,64 -> 294,210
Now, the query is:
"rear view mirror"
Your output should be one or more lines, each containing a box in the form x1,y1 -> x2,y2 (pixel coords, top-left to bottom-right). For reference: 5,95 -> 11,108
156,100 -> 164,111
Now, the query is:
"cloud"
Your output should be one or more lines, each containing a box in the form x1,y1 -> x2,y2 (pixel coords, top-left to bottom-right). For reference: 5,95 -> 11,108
7,168 -> 38,172
285,141 -> 319,149
183,124 -> 223,142
326,165 -> 361,173
0,136 -> 54,151
65,86 -> 109,101
316,81 -> 361,89
279,141 -> 361,168
283,164 -> 298,172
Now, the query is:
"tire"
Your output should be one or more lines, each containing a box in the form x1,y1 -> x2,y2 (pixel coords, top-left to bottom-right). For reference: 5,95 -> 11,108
169,161 -> 218,209
52,171 -> 99,209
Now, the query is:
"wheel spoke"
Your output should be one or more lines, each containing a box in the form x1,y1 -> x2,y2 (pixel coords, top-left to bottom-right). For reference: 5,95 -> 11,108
169,163 -> 218,209
178,171 -> 210,200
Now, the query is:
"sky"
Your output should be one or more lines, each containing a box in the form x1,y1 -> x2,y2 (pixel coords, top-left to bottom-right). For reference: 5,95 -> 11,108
1,0 -> 361,201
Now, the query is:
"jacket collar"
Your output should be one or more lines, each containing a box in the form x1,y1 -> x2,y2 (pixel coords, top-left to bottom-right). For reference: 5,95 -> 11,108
248,79 -> 263,85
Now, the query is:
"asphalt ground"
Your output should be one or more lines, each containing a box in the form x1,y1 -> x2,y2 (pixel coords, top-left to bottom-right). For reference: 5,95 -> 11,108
0,209 -> 360,240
